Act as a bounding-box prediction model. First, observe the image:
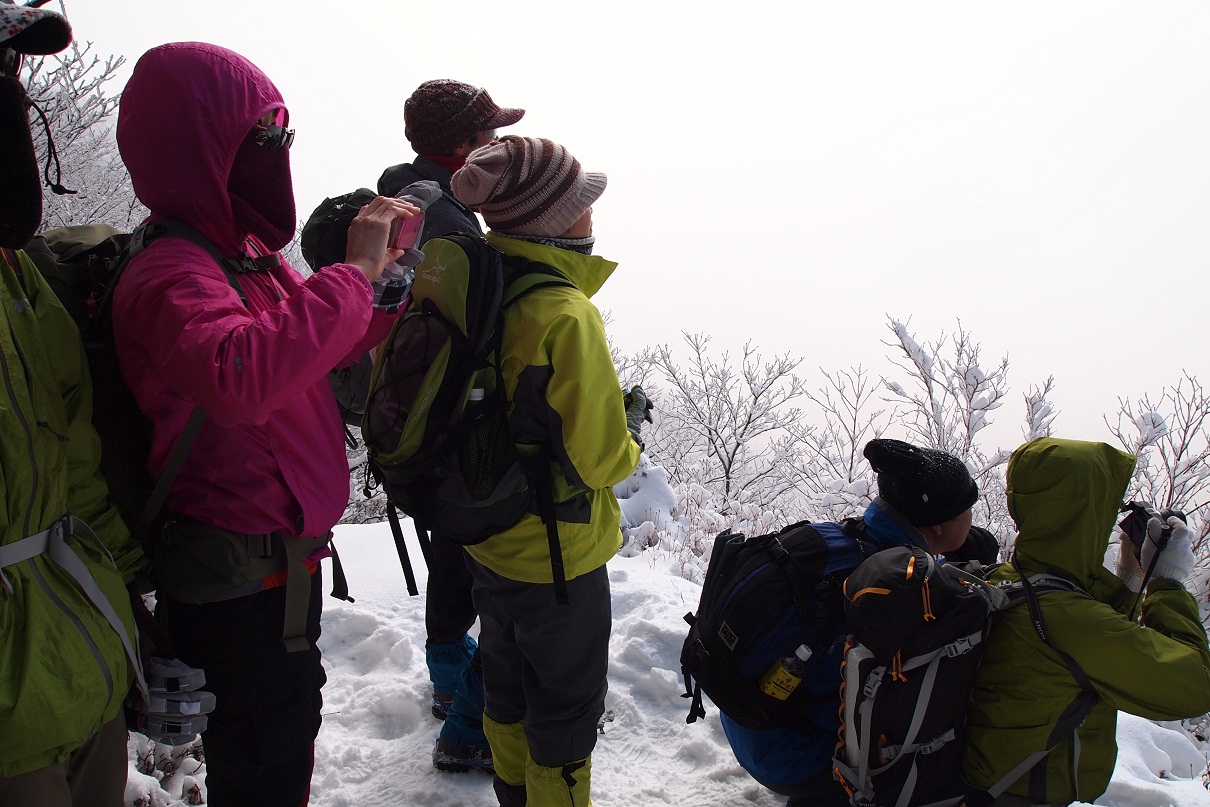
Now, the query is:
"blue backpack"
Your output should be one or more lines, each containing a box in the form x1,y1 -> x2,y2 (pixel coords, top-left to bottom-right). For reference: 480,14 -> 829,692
680,519 -> 873,729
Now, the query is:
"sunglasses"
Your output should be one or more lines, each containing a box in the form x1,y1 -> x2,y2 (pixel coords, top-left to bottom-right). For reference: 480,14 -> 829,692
1,48 -> 23,79
252,107 -> 294,152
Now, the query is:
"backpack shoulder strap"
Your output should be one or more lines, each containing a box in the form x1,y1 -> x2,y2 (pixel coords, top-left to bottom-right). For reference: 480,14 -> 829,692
500,253 -> 575,308
492,251 -> 576,605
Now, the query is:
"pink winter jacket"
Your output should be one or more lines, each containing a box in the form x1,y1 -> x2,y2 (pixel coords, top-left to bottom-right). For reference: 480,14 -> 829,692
113,42 -> 395,540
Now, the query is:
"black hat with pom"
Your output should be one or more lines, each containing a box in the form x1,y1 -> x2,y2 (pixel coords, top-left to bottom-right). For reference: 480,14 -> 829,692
863,438 -> 978,526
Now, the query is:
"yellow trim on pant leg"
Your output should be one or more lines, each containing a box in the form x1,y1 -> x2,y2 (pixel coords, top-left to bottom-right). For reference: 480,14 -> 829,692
482,714 -> 529,787
526,755 -> 592,807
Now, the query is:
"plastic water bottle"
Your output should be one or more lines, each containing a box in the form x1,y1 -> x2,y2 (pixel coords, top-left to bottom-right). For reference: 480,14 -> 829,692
758,644 -> 813,700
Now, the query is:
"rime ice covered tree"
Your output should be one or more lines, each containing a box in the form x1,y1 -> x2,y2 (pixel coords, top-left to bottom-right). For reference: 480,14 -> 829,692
23,40 -> 146,231
779,366 -> 888,523
1106,372 -> 1210,622
645,333 -> 807,530
879,318 -> 1047,544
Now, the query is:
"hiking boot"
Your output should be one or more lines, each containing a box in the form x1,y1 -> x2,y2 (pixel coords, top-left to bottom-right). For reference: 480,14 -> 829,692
431,690 -> 453,721
432,737 -> 494,774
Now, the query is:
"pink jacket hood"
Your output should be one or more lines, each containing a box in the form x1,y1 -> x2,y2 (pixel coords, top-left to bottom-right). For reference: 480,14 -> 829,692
117,42 -> 295,254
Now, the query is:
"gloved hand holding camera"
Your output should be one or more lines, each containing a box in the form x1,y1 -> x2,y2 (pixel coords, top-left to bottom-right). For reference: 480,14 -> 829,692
623,385 -> 655,449
1116,503 -> 1195,592
370,179 -> 444,311
1142,515 -> 1195,586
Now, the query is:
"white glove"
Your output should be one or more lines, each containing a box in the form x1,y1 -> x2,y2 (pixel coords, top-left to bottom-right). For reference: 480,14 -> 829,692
1143,515 -> 1196,585
1114,529 -> 1145,593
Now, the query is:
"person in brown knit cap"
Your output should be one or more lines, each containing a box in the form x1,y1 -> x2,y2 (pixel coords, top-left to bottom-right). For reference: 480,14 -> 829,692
448,135 -> 643,807
376,79 -> 524,777
377,79 -> 523,238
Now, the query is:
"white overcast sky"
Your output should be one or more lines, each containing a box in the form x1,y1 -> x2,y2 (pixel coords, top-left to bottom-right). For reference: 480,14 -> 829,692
65,0 -> 1209,451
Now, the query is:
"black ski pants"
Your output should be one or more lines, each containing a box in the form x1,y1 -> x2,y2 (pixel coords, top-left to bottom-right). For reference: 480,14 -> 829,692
156,570 -> 325,807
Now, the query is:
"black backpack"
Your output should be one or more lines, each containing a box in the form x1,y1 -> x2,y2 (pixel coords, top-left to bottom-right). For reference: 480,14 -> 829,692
24,220 -> 261,542
833,545 -> 1098,807
298,188 -> 380,431
360,233 -> 578,600
680,519 -> 873,729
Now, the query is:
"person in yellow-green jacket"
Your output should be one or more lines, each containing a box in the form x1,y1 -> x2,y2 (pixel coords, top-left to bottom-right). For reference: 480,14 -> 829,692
0,4 -> 147,804
449,135 -> 644,807
962,437 -> 1210,806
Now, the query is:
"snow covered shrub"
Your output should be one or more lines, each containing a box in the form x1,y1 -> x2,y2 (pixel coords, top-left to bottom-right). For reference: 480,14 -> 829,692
1107,372 -> 1210,624
23,39 -> 146,231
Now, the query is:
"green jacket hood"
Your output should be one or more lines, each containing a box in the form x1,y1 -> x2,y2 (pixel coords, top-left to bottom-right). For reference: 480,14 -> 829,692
1006,437 -> 1135,587
486,233 -> 617,298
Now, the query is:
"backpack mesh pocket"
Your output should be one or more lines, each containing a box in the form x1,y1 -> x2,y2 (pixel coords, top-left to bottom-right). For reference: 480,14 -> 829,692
457,400 -> 519,501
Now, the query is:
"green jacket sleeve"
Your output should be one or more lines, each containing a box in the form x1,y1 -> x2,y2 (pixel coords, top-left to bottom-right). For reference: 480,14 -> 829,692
26,254 -> 146,583
1049,584 -> 1210,721
543,301 -> 641,493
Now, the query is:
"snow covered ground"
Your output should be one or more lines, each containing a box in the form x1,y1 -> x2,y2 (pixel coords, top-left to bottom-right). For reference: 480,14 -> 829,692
127,511 -> 1210,806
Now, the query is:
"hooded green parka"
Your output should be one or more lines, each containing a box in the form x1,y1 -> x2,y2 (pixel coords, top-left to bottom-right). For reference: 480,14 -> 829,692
0,249 -> 145,777
962,437 -> 1210,804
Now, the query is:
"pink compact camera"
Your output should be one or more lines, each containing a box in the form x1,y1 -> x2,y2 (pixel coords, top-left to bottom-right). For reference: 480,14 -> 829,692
388,213 -> 424,251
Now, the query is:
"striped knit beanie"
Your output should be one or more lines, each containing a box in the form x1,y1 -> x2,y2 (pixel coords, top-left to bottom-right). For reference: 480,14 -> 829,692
404,79 -> 524,156
450,135 -> 606,237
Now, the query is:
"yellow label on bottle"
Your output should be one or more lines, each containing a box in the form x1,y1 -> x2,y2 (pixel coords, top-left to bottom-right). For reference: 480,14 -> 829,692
758,664 -> 802,700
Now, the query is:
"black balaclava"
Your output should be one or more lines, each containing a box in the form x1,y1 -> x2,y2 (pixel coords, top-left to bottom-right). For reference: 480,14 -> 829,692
0,75 -> 42,248
227,129 -> 296,252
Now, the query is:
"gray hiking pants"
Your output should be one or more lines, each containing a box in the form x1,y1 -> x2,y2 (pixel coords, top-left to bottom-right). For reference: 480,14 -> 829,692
468,558 -> 611,767
0,715 -> 127,807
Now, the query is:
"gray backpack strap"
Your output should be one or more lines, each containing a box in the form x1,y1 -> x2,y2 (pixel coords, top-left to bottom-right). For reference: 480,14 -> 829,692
0,516 -> 150,705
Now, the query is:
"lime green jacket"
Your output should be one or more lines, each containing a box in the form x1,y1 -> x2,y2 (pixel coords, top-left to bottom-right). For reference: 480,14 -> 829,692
0,249 -> 145,777
464,235 -> 640,583
962,437 -> 1210,803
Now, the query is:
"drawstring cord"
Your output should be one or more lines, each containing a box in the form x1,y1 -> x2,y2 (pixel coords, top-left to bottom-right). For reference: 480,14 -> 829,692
24,93 -> 76,196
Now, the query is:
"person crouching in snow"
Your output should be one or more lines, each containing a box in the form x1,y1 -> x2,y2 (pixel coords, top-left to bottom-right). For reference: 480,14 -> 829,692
961,437 -> 1210,806
448,136 -> 643,807
112,42 -> 417,807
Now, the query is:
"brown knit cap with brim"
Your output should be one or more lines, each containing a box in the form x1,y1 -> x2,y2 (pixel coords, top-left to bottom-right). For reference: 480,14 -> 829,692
404,79 -> 524,156
450,135 -> 606,238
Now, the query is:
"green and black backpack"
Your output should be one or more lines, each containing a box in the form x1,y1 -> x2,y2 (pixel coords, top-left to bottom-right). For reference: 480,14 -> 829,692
361,233 -> 576,594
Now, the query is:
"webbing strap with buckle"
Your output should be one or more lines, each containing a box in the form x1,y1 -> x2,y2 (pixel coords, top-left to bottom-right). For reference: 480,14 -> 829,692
279,533 -> 350,653
0,515 -> 149,704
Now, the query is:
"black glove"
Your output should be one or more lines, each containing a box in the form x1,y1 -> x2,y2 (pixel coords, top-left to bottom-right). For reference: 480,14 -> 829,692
623,386 -> 655,448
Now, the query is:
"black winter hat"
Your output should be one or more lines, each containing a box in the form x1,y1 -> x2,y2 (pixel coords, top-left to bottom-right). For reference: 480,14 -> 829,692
863,438 -> 978,527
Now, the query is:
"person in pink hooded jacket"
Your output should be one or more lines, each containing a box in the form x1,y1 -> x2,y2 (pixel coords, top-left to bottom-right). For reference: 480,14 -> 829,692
113,42 -> 416,806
